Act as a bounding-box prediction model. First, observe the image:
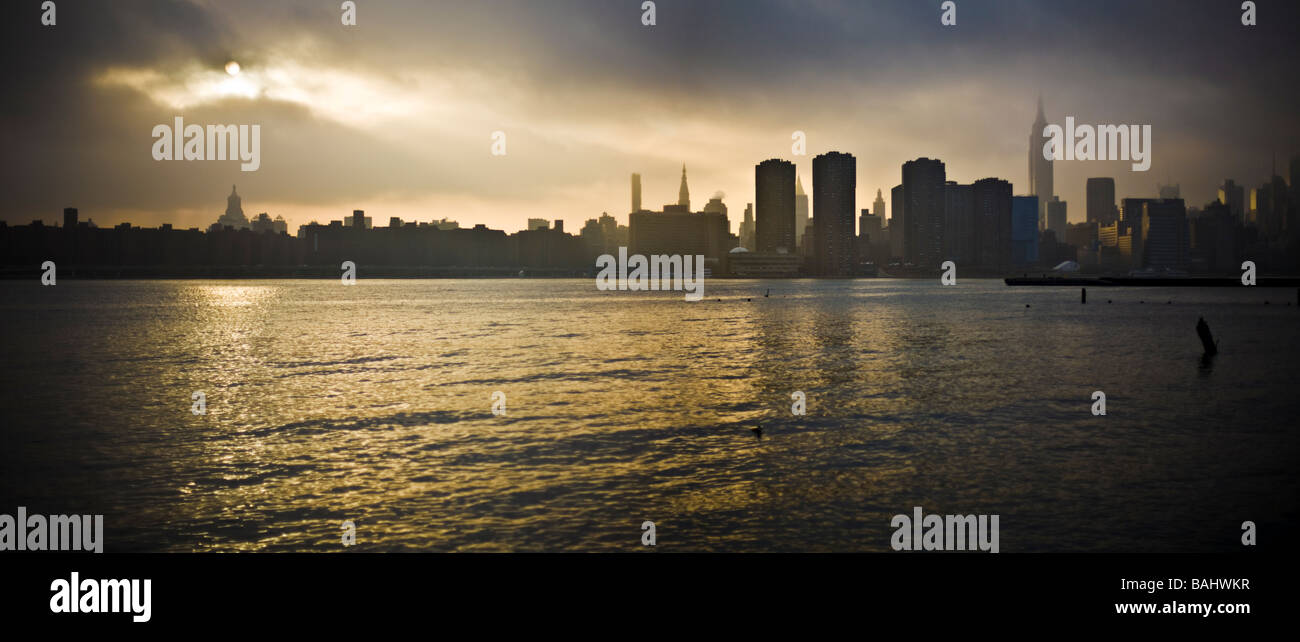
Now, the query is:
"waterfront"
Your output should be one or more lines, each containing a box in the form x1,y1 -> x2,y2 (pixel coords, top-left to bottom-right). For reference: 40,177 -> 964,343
1,279 -> 1296,551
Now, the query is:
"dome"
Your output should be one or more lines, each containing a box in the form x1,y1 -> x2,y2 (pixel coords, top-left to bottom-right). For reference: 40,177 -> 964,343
729,246 -> 750,253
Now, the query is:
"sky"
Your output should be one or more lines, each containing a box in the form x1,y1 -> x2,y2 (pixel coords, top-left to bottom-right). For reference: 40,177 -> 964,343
3,0 -> 1299,234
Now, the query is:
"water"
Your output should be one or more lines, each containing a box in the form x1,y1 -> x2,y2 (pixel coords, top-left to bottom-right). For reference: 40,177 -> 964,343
1,279 -> 1296,552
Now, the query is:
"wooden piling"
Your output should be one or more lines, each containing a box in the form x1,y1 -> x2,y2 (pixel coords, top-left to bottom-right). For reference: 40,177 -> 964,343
1196,316 -> 1218,356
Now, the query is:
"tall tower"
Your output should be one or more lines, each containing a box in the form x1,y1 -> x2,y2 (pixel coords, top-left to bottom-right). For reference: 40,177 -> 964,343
813,152 -> 857,276
794,174 -> 810,250
902,157 -> 946,267
755,159 -> 796,253
214,184 -> 251,230
1029,96 -> 1054,224
678,164 -> 690,210
227,185 -> 243,219
872,189 -> 886,221
631,173 -> 642,213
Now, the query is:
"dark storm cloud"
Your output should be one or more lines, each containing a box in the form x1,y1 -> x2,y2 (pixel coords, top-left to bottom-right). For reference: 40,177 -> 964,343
2,0 -> 1298,229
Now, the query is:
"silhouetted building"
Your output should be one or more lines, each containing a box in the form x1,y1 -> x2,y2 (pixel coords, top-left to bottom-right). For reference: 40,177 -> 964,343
755,159 -> 796,253
1046,196 -> 1067,239
943,181 -> 974,263
739,203 -> 755,250
859,209 -> 884,264
527,218 -> 549,231
795,175 -> 809,251
703,196 -> 727,217
972,178 -> 1011,270
678,164 -> 690,210
812,151 -> 856,276
1141,199 -> 1188,272
1218,179 -> 1245,221
902,157 -> 946,267
1086,177 -> 1117,226
890,184 -> 904,260
629,206 -> 730,261
1121,198 -> 1153,268
250,212 -> 287,235
1190,201 -> 1238,274
1011,195 -> 1039,265
631,173 -> 642,213
1066,221 -> 1100,268
1252,175 -> 1289,239
212,185 -> 251,231
1098,220 -> 1134,271
1029,97 -> 1054,223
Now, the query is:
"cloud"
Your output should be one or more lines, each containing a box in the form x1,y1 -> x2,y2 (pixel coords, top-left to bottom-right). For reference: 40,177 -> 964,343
3,0 -> 1298,233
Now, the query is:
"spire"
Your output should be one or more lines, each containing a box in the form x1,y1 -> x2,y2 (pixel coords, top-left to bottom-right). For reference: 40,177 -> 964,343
678,163 -> 690,208
231,184 -> 237,195
1035,94 -> 1045,123
876,188 -> 883,199
795,174 -> 805,196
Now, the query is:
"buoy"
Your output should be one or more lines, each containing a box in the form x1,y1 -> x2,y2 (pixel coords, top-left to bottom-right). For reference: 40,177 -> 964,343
750,425 -> 763,439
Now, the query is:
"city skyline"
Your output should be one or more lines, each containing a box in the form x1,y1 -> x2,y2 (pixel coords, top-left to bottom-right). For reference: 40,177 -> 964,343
5,0 -> 1300,235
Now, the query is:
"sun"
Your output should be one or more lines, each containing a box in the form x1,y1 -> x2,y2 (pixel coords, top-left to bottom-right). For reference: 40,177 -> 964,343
224,61 -> 241,76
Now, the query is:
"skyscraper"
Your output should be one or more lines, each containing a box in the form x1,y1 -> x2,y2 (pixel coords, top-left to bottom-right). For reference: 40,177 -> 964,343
858,209 -> 883,263
631,173 -> 642,213
1121,198 -> 1153,268
1011,195 -> 1039,265
813,151 -> 857,276
214,184 -> 251,230
1290,155 -> 1299,205
795,175 -> 810,251
1253,175 -> 1289,238
755,159 -> 796,253
943,181 -> 974,263
890,184 -> 904,260
1029,97 -> 1054,224
1141,199 -> 1188,272
872,189 -> 886,224
1086,177 -> 1116,226
972,178 -> 1012,269
1046,196 -> 1067,239
902,157 -> 946,267
739,203 -> 755,251
678,164 -> 690,210
1218,179 -> 1245,221
703,195 -> 727,217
